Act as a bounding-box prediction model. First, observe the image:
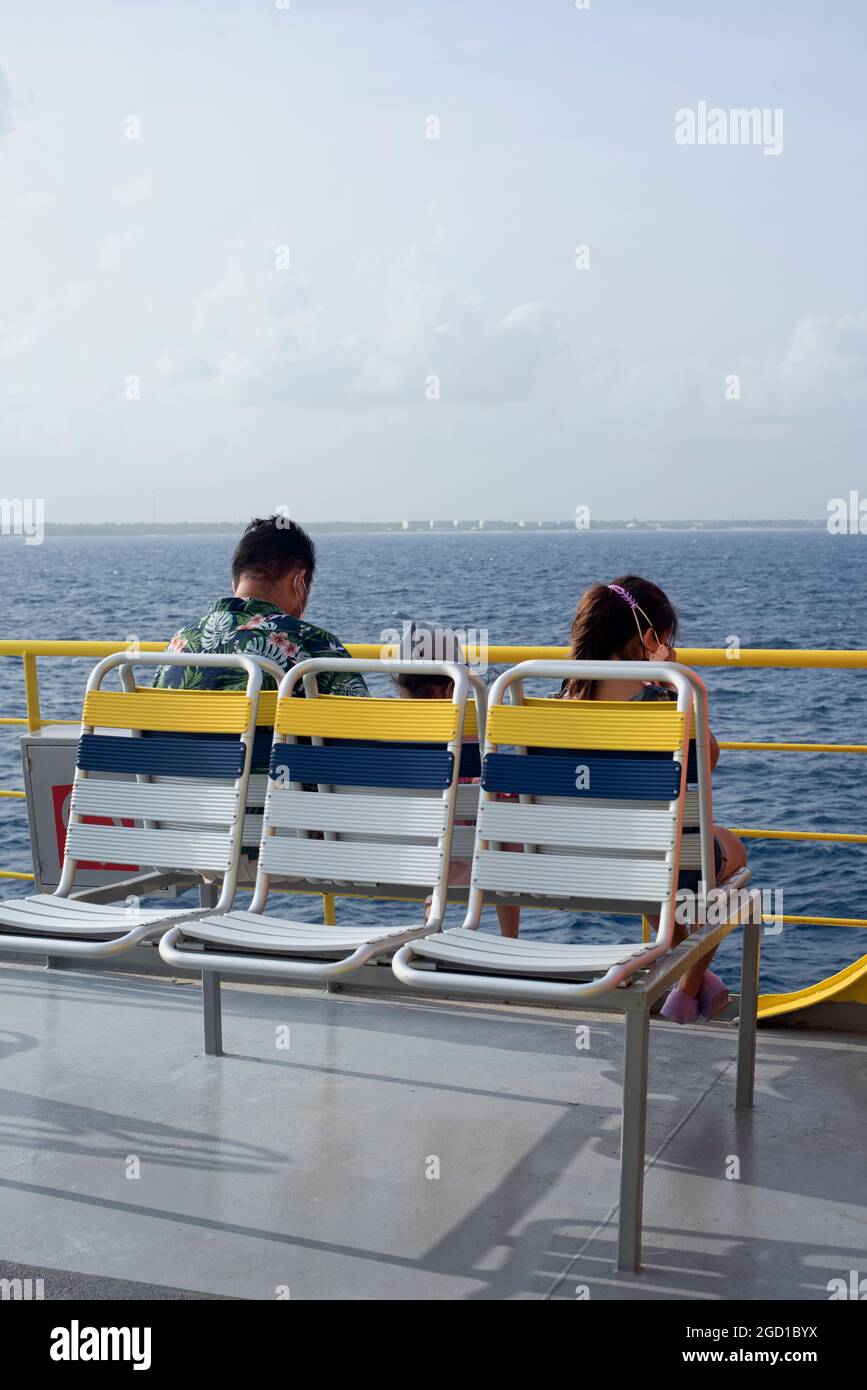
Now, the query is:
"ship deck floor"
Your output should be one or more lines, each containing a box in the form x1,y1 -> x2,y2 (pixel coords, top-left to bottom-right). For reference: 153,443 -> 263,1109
1,957 -> 864,1301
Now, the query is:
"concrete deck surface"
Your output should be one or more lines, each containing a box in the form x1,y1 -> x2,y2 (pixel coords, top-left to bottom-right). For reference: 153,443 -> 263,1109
0,960 -> 864,1301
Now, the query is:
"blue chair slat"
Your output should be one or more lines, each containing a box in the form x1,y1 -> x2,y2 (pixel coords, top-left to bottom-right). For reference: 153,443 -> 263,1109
325,737 -> 481,779
269,743 -> 455,790
78,732 -> 247,780
525,741 -> 698,782
250,726 -> 277,771
482,751 -> 683,800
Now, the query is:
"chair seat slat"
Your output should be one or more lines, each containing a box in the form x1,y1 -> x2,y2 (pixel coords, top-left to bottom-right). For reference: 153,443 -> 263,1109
72,780 -> 239,824
411,926 -> 649,976
65,825 -> 234,872
264,790 -> 448,837
259,837 -> 443,885
472,848 -> 673,901
478,799 -> 678,850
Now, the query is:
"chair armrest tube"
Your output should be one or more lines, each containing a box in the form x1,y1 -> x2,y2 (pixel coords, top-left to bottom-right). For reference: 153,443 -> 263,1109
158,923 -> 433,982
0,919 -> 166,960
392,943 -> 660,1005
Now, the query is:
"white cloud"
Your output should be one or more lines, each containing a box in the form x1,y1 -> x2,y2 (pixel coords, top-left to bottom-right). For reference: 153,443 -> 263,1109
777,312 -> 867,401
152,235 -> 562,408
112,175 -> 153,206
0,65 -> 12,136
98,232 -> 137,270
557,311 -> 867,430
153,349 -> 220,385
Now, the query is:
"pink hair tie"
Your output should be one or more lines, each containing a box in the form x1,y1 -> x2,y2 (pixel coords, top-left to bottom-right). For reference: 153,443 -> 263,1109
607,583 -> 639,610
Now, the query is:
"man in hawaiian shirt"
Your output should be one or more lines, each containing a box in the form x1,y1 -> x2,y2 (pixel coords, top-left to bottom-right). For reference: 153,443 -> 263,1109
154,515 -> 368,696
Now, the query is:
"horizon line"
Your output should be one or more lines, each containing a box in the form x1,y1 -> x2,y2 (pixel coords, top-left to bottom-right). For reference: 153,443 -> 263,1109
32,517 -> 827,532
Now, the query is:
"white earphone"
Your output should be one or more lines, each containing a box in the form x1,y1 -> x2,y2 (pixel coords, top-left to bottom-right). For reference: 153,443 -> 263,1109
294,572 -> 308,615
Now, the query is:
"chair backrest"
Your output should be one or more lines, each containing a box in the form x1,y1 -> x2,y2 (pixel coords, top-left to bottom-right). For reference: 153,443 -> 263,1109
504,698 -> 702,867
465,660 -> 716,949
59,652 -> 264,912
248,658 -> 486,923
237,694 -> 482,851
321,701 -> 483,865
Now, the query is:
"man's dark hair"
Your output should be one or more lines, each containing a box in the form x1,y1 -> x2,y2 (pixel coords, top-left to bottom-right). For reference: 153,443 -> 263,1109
231,515 -> 317,586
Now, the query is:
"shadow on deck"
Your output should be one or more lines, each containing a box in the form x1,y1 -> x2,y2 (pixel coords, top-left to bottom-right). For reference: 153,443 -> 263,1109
0,961 -> 864,1301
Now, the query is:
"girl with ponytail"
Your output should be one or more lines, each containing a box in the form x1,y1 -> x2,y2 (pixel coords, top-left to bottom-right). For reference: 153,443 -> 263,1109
560,576 -> 747,1023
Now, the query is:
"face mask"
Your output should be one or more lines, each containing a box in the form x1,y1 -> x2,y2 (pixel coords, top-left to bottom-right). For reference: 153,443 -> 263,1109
645,636 -> 671,662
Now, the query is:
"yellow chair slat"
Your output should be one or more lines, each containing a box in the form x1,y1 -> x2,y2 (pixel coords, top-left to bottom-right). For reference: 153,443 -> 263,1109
256,691 -> 279,727
84,690 -> 253,735
462,701 -> 480,740
522,697 -> 680,711
487,699 -> 685,751
274,695 -> 461,743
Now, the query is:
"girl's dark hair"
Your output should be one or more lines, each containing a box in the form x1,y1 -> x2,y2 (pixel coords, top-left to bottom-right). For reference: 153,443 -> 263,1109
392,671 -> 455,700
231,515 -> 316,586
559,575 -> 678,699
392,622 -> 462,700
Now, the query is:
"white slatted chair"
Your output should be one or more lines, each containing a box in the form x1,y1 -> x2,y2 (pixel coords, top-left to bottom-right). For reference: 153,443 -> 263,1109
0,653 -> 264,960
158,657 -> 486,1053
231,699 -> 484,897
392,659 -> 762,1273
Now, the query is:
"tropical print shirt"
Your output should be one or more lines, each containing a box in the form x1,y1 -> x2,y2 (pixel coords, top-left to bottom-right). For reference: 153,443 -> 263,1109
153,598 -> 369,696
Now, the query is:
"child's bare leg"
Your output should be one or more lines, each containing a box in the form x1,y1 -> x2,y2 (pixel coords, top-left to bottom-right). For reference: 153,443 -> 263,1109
714,826 -> 748,878
495,843 -> 522,937
677,827 -> 748,995
496,904 -> 520,938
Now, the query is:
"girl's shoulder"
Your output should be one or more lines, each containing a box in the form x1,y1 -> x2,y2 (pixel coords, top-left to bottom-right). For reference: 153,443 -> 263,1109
629,682 -> 677,703
556,679 -> 677,703
588,677 -> 648,701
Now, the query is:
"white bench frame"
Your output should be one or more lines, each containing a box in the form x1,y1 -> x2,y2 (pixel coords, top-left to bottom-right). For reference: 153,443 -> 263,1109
158,657 -> 489,1053
0,652 -> 268,960
392,659 -> 761,1272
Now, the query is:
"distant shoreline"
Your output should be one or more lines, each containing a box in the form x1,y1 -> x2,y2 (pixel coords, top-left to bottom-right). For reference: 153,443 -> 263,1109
34,520 -> 826,538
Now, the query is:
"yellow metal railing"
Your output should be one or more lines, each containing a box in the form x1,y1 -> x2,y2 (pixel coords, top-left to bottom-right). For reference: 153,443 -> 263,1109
1,638 -> 866,943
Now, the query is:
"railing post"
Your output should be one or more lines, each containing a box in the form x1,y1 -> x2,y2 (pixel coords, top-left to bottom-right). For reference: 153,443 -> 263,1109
22,654 -> 42,733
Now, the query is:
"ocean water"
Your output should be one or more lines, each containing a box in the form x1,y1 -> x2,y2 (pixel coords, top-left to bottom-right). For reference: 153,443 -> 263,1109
2,527 -> 865,995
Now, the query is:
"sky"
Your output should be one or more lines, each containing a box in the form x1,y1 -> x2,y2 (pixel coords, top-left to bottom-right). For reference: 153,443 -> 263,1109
1,0 -> 866,523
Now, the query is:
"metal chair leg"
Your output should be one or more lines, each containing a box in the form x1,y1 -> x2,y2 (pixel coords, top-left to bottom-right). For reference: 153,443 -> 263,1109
198,883 -> 222,1057
617,1006 -> 650,1272
736,921 -> 761,1110
203,970 -> 223,1057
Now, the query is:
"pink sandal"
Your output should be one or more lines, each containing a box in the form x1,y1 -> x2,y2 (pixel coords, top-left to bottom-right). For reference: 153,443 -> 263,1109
660,988 -> 700,1024
698,970 -> 730,1021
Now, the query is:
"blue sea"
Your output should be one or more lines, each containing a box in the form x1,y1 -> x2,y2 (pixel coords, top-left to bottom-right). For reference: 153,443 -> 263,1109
2,528 -> 865,995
